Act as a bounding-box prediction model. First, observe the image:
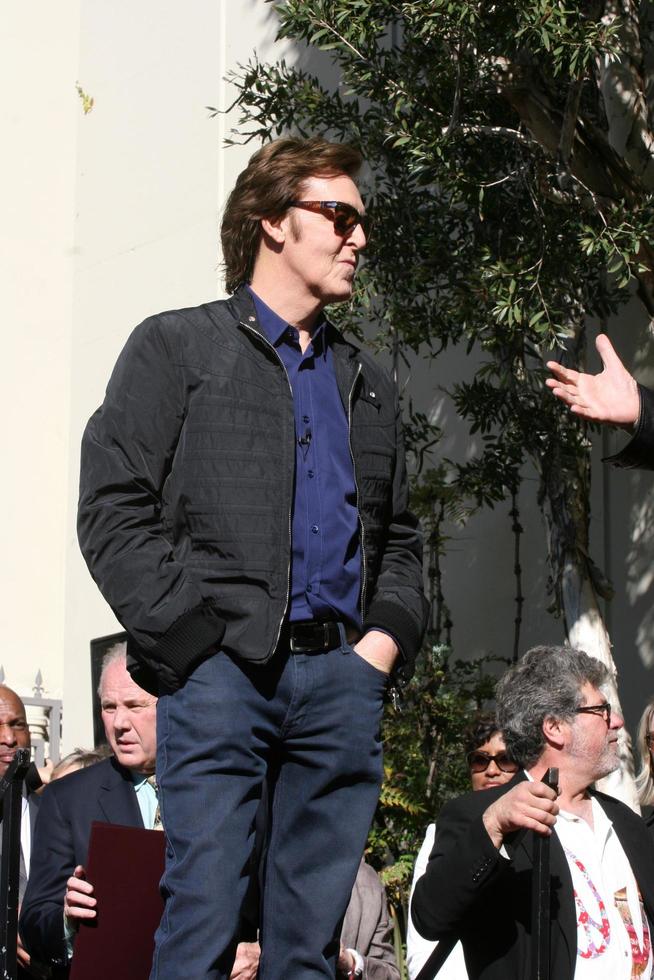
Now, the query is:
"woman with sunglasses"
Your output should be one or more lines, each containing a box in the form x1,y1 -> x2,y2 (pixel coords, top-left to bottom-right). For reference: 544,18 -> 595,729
635,698 -> 654,829
406,716 -> 518,979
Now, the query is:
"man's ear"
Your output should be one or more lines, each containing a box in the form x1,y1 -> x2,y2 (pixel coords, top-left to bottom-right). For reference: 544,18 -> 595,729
260,215 -> 286,245
542,715 -> 566,750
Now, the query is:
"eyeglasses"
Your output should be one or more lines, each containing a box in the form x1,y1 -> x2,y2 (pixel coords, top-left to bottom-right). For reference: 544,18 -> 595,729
645,733 -> 654,750
289,200 -> 370,238
575,702 -> 611,726
466,751 -> 519,774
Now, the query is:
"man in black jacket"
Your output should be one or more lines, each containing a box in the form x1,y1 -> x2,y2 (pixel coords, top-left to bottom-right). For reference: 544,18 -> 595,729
412,646 -> 654,980
77,137 -> 428,979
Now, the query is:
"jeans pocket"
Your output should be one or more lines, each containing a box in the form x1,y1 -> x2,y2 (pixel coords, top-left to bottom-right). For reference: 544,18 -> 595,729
346,642 -> 391,683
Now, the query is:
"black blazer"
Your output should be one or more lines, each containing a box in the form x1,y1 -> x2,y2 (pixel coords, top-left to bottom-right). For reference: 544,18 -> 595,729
411,773 -> 654,980
19,757 -> 142,973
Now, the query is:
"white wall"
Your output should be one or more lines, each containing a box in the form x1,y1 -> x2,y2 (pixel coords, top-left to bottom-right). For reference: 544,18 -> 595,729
0,3 -> 81,702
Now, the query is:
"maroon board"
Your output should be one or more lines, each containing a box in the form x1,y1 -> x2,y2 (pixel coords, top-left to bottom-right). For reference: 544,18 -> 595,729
69,821 -> 165,980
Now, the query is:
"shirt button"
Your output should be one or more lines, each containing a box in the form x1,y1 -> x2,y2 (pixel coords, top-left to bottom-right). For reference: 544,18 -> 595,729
308,470 -> 315,479
306,584 -> 313,593
311,524 -> 319,534
303,415 -> 310,423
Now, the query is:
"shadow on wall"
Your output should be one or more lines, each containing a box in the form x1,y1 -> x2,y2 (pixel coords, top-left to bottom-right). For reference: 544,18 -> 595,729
603,312 -> 654,735
628,472 -> 654,668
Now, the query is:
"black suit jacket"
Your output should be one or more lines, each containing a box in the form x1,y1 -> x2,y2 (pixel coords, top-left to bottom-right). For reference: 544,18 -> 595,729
411,773 -> 654,980
19,757 -> 142,973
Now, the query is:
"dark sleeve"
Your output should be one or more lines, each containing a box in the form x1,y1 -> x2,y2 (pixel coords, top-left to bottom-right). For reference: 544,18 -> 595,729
410,796 -> 508,941
362,388 -> 429,679
77,315 -> 226,689
605,384 -> 654,471
341,864 -> 400,980
19,786 -> 76,969
359,886 -> 400,980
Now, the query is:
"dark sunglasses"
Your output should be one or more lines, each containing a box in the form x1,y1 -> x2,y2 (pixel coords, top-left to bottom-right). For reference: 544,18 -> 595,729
466,751 -> 519,774
289,200 -> 370,238
575,701 -> 611,726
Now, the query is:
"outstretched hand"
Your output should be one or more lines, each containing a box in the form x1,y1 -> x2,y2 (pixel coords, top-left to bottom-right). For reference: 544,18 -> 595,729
482,780 -> 559,849
545,334 -> 639,429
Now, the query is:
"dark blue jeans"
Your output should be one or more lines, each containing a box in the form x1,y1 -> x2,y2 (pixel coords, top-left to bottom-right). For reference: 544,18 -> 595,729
150,627 -> 386,980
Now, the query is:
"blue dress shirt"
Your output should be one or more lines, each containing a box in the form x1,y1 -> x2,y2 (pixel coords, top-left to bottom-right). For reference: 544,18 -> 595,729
248,288 -> 362,629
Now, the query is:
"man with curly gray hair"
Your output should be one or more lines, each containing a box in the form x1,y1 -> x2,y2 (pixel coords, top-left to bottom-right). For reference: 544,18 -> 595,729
412,645 -> 654,980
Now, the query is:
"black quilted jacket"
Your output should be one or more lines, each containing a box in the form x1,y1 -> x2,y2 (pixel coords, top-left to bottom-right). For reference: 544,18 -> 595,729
78,286 -> 428,692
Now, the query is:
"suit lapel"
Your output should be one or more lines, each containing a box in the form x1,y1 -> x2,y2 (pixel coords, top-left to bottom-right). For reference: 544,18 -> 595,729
27,792 -> 39,841
97,758 -> 144,828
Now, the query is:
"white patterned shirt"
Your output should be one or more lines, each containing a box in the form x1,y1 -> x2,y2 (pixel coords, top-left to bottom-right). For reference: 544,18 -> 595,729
554,798 -> 652,979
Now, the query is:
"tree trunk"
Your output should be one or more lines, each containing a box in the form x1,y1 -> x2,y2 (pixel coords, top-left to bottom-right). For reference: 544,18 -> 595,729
560,558 -> 639,809
539,330 -> 639,810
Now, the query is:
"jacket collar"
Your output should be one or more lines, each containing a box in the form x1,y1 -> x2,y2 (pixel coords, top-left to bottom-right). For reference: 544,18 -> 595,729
230,284 -> 362,411
97,756 -> 145,828
230,284 -> 360,357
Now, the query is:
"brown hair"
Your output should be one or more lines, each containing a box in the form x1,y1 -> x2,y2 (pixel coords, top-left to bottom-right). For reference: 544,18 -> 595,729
220,136 -> 362,294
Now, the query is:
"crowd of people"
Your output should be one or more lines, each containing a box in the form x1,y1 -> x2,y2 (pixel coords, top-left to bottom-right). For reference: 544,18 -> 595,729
6,642 -> 654,979
7,644 -> 399,979
5,133 -> 654,979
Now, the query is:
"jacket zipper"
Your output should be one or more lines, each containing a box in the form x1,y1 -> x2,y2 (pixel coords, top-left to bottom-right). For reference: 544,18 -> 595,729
347,363 -> 367,617
239,321 -> 294,658
348,363 -> 402,711
347,365 -> 401,710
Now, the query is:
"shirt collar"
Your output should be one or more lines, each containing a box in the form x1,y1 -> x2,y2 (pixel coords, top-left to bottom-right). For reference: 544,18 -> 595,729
130,771 -> 152,791
247,286 -> 327,355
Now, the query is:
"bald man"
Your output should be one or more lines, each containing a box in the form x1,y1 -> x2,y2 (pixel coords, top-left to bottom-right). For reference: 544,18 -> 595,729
0,686 -> 43,978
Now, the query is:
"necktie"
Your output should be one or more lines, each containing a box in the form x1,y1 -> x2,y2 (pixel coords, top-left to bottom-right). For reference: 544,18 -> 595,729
146,774 -> 163,831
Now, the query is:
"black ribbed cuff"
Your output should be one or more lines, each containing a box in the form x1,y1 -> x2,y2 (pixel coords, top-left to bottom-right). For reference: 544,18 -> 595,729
127,601 -> 226,693
363,599 -> 421,673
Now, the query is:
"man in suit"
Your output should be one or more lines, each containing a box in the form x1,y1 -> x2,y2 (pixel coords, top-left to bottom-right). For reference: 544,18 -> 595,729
411,645 -> 654,980
19,646 -> 258,979
18,643 -> 157,975
0,685 -> 43,978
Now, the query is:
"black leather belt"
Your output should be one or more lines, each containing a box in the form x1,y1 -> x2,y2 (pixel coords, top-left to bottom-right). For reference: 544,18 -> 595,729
281,621 -> 359,653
